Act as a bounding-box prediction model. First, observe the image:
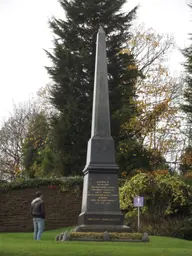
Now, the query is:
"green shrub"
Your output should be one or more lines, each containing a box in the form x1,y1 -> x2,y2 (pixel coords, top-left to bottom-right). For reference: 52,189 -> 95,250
120,171 -> 192,239
120,171 -> 192,218
0,176 -> 83,192
125,216 -> 192,240
0,176 -> 126,192
179,217 -> 192,240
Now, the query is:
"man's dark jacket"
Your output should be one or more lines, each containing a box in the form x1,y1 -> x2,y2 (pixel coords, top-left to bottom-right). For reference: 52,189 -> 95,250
31,197 -> 45,219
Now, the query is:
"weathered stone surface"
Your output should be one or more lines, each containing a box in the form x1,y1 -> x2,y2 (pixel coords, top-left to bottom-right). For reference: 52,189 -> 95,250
83,27 -> 117,171
142,232 -> 149,242
91,26 -> 111,138
62,231 -> 70,241
75,27 -> 131,233
55,235 -> 60,241
103,231 -> 110,241
81,173 -> 121,213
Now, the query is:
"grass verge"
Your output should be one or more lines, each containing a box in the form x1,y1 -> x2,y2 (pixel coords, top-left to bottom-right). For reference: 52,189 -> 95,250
0,227 -> 192,256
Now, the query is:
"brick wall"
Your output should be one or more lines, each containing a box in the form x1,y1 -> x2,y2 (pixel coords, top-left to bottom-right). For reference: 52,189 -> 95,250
0,186 -> 82,232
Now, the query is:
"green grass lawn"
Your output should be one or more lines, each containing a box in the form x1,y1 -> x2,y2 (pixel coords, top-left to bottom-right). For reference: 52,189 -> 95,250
0,227 -> 192,256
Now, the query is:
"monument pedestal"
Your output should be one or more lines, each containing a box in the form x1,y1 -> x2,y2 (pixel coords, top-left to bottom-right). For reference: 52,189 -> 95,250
74,169 -> 131,232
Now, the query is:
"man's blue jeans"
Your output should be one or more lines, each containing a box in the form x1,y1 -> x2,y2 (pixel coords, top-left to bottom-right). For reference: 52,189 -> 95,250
33,217 -> 45,240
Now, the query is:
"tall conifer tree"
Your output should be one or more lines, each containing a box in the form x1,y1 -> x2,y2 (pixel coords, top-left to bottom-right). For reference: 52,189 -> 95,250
179,2 -> 192,175
182,3 -> 192,144
45,0 -> 156,176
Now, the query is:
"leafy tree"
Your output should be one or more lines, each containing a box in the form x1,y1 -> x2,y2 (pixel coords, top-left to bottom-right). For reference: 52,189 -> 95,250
45,0 -> 142,176
119,26 -> 181,173
22,112 -> 59,178
0,101 -> 40,181
134,67 -> 183,171
180,146 -> 192,176
125,24 -> 175,77
36,84 -> 59,117
181,2 -> 192,144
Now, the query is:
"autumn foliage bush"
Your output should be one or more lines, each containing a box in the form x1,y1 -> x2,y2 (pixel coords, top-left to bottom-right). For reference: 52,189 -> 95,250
120,170 -> 192,239
69,232 -> 142,240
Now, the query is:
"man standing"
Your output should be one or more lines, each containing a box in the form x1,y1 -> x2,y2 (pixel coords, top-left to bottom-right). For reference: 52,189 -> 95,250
31,191 -> 45,240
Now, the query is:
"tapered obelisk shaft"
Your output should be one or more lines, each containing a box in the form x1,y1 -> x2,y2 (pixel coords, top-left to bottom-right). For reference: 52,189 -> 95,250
75,27 -> 131,233
91,26 -> 111,137
84,27 -> 116,170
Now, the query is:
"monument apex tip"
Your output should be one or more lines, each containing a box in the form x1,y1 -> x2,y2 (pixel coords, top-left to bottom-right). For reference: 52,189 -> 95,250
98,26 -> 105,34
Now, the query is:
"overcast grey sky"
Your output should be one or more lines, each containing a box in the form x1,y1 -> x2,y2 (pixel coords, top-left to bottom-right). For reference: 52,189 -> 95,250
0,0 -> 191,122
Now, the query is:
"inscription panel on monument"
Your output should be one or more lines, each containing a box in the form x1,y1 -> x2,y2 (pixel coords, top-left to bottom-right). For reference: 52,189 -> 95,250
84,213 -> 123,225
87,173 -> 120,211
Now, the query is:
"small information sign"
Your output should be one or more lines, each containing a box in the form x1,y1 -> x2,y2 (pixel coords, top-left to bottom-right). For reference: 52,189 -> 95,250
133,196 -> 144,232
134,196 -> 144,207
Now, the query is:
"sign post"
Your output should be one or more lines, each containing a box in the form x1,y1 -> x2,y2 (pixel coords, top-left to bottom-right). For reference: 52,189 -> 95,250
134,196 -> 144,232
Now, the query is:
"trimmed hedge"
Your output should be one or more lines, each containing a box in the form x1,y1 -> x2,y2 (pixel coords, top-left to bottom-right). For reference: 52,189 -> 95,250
0,176 -> 82,193
70,232 -> 142,240
0,176 -> 127,192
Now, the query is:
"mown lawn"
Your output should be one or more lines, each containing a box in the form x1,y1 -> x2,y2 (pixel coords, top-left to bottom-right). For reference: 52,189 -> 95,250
0,227 -> 192,256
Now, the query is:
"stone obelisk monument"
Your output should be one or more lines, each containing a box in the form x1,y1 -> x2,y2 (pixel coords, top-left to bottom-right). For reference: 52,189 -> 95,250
75,27 -> 130,233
